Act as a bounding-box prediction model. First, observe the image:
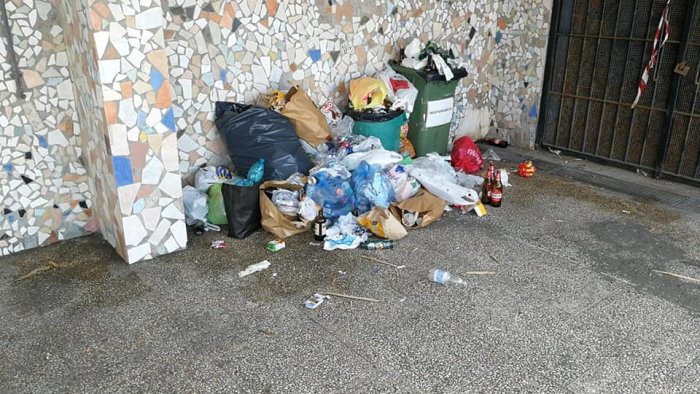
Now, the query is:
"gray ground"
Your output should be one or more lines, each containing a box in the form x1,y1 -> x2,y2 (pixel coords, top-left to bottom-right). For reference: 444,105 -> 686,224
1,149 -> 699,394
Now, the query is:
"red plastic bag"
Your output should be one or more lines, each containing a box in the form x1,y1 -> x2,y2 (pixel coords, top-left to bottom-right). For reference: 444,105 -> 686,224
451,136 -> 483,174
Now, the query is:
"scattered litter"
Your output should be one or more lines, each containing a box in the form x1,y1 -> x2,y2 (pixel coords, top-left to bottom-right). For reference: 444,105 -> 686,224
239,260 -> 272,278
16,261 -> 68,282
258,329 -> 278,336
651,270 -> 700,284
548,147 -> 562,156
272,272 -> 278,278
304,293 -> 330,309
636,169 -> 649,177
499,169 -> 512,187
517,161 -> 537,177
622,210 -> 631,214
320,292 -> 380,303
338,270 -> 346,275
361,255 -> 405,269
266,239 -> 286,252
309,242 -> 321,246
489,255 -> 502,265
482,149 -> 501,161
429,268 -> 466,286
555,219 -> 564,223
360,239 -> 395,250
210,240 -> 229,249
472,200 -> 488,217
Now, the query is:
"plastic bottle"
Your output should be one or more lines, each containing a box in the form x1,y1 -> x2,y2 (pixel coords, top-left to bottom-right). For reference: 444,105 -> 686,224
360,240 -> 395,250
429,269 -> 466,286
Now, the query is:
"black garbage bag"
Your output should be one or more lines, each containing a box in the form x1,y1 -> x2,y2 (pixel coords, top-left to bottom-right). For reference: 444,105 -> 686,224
222,182 -> 261,239
215,102 -> 313,180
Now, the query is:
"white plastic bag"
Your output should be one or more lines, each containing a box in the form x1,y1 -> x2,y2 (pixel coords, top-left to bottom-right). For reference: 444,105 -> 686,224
323,213 -> 368,251
409,155 -> 479,207
385,165 -> 421,202
376,68 -> 418,114
353,136 -> 384,153
183,186 -> 208,225
194,165 -> 232,192
404,38 -> 422,58
299,197 -> 318,221
341,149 -> 403,171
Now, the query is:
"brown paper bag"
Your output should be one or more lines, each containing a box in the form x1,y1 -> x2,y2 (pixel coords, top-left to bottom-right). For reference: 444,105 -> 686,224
390,189 -> 446,229
358,207 -> 408,240
281,86 -> 331,146
260,180 -> 311,239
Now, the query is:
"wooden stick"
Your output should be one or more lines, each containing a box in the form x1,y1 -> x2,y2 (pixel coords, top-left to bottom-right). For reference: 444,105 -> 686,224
652,270 -> 700,284
320,292 -> 380,303
15,262 -> 63,282
361,255 -> 405,269
489,255 -> 501,265
463,271 -> 497,275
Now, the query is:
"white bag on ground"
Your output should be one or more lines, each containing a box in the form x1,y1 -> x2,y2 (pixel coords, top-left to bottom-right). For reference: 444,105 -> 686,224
183,186 -> 208,225
341,149 -> 403,171
409,155 -> 480,207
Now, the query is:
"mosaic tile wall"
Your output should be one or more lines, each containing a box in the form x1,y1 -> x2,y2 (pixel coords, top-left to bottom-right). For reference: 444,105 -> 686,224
0,0 -> 93,256
72,0 -> 188,263
163,0 -> 500,180
492,0 -> 553,147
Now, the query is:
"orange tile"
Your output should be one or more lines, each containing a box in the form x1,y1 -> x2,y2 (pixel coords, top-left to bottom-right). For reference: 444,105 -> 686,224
290,63 -> 297,72
102,44 -> 120,60
497,18 -> 507,29
104,101 -> 118,124
121,81 -> 133,98
156,82 -> 172,109
89,9 -> 102,30
136,184 -> 154,200
267,0 -> 278,17
130,142 -> 149,170
93,2 -> 110,17
260,19 -> 268,28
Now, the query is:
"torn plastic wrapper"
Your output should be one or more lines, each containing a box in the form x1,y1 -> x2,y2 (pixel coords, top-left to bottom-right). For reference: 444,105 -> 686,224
304,293 -> 330,309
239,260 -> 271,278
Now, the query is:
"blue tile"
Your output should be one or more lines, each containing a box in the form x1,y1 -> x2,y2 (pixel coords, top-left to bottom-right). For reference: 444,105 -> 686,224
202,72 -> 214,86
495,31 -> 503,44
220,69 -> 227,82
137,110 -> 148,129
38,135 -> 48,148
162,108 -> 176,131
309,49 -> 322,63
529,103 -> 538,118
3,163 -> 13,174
150,68 -> 164,91
112,156 -> 134,187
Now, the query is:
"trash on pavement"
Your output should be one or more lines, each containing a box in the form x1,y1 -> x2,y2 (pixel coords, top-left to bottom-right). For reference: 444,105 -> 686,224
482,149 -> 502,162
517,161 -> 537,177
360,238 -> 396,250
280,86 -> 331,147
306,170 -> 355,219
260,180 -> 311,239
183,186 -> 209,225
256,89 -> 287,111
358,207 -> 408,240
451,136 -> 484,174
239,260 -> 272,278
471,200 -> 488,217
320,292 -> 380,303
429,268 -> 467,286
390,189 -> 446,229
361,255 -> 405,269
548,147 -> 562,156
313,208 -> 328,241
207,183 -> 228,225
386,164 -> 421,202
304,293 -> 331,309
320,100 -> 343,126
215,102 -> 313,181
266,239 -> 286,252
499,169 -> 512,187
651,270 -> 700,284
341,149 -> 403,171
323,213 -> 368,250
410,155 -> 480,207
210,240 -> 229,249
233,158 -> 265,187
481,137 -> 509,148
222,182 -> 261,239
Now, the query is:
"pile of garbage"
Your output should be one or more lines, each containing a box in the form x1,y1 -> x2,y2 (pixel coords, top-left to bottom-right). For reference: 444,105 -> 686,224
184,44 -> 510,252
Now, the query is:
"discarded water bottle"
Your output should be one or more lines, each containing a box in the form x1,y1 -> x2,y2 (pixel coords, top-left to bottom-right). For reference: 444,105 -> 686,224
429,269 -> 466,286
361,240 -> 395,250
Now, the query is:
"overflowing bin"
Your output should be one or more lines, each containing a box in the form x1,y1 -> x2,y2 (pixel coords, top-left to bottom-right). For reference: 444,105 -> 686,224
389,61 -> 467,157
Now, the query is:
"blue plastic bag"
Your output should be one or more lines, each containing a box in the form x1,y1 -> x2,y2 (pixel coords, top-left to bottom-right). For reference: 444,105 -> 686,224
306,171 -> 355,219
351,161 -> 395,214
234,158 -> 265,186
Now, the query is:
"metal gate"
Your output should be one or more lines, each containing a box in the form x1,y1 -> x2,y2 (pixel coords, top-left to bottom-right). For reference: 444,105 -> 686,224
538,0 -> 700,185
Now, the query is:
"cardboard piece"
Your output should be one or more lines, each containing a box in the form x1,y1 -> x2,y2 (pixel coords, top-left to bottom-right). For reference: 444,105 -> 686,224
260,180 -> 311,239
389,189 -> 446,229
281,86 -> 331,146
358,207 -> 408,240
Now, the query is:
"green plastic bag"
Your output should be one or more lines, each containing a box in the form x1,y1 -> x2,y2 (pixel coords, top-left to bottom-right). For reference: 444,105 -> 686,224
207,183 -> 228,225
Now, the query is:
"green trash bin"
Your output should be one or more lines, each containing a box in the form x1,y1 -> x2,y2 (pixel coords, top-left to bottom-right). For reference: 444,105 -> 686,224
390,61 -> 468,157
348,110 -> 407,152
